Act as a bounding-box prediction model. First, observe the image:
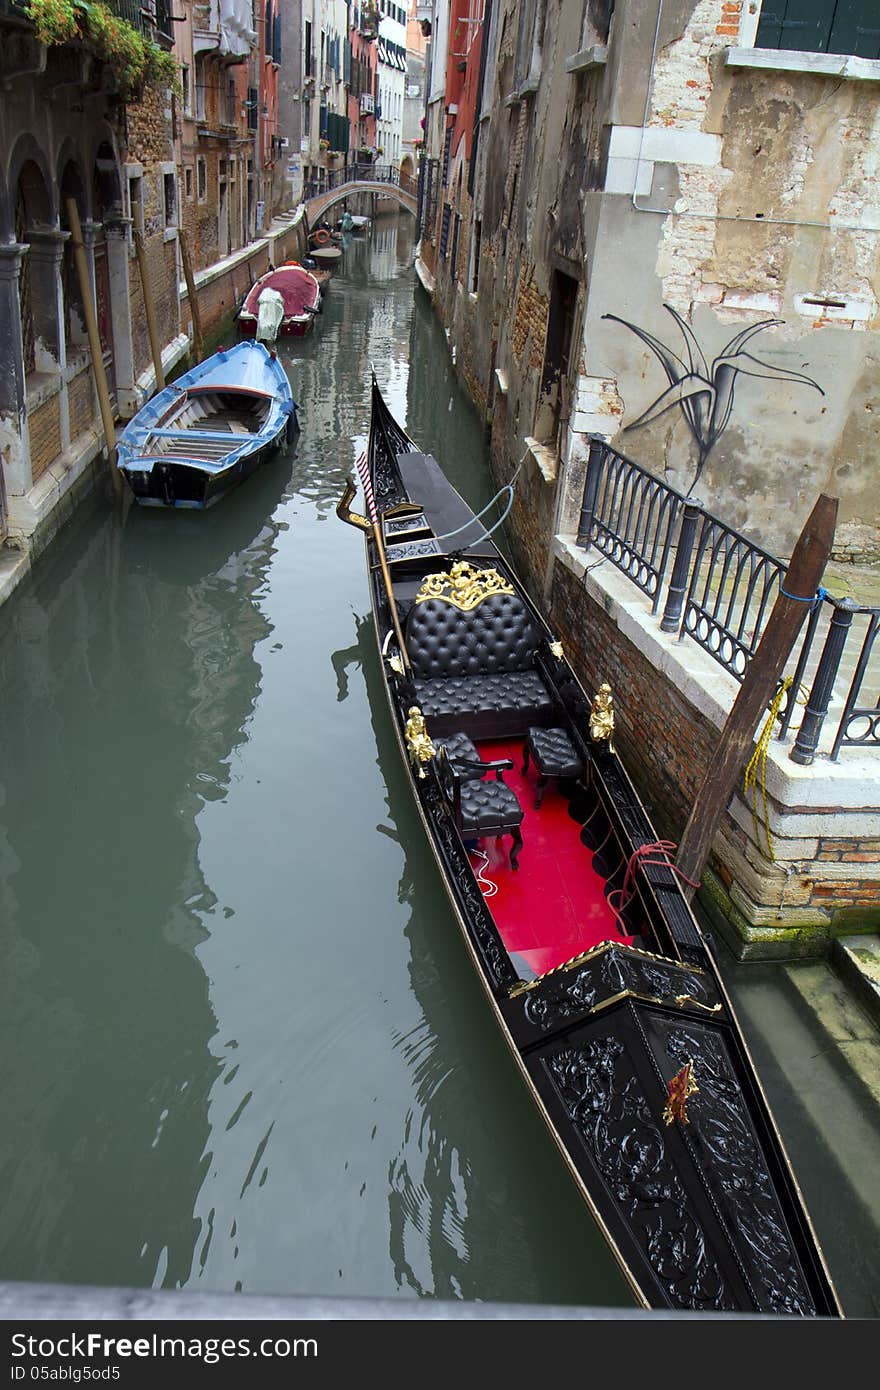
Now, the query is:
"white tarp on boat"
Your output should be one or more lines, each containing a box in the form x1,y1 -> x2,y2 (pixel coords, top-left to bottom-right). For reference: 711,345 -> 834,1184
256,288 -> 285,343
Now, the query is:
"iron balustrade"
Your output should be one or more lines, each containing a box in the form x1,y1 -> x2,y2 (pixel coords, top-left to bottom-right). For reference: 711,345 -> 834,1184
303,163 -> 405,200
577,435 -> 684,613
577,437 -> 880,763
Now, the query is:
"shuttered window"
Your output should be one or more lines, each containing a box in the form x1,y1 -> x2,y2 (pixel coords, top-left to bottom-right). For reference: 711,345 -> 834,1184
756,1 -> 880,59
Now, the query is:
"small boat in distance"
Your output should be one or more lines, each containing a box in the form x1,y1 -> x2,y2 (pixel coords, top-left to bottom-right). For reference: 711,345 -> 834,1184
117,341 -> 297,509
237,264 -> 322,339
336,377 -> 843,1317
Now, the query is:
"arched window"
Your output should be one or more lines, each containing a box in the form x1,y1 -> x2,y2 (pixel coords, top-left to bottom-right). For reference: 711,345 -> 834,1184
60,162 -> 87,350
14,160 -> 52,378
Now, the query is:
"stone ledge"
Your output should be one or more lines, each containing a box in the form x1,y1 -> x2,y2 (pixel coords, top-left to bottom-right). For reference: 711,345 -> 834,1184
565,45 -> 607,75
833,935 -> 880,1028
726,46 -> 880,82
553,535 -> 880,806
524,437 -> 558,483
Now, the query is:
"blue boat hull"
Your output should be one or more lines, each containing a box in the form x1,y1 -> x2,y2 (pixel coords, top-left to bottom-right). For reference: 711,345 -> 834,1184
117,341 -> 298,509
123,412 -> 298,509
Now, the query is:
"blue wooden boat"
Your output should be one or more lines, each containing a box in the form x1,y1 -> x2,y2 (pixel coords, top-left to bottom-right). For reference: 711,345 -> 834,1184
117,341 -> 298,508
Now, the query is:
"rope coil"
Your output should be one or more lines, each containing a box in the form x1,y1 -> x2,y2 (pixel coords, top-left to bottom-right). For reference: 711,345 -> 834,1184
743,677 -> 793,862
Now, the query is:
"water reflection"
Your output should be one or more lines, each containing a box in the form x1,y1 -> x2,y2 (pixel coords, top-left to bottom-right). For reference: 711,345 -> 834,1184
0,450 -> 296,1289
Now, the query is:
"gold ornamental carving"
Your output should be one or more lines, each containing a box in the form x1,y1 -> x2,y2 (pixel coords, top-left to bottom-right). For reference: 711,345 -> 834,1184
415,560 -> 515,610
589,683 -> 615,750
404,706 -> 436,778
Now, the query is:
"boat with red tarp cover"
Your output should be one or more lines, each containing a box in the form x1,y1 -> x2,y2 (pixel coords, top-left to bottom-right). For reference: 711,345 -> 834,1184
237,264 -> 322,338
336,376 -> 843,1317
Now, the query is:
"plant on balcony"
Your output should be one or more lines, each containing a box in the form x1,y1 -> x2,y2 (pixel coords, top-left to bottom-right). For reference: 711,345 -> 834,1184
319,137 -> 331,150
23,0 -> 180,96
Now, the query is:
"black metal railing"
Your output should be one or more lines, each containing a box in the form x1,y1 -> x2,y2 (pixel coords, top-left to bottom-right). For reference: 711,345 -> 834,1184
1,0 -> 149,31
577,437 -> 880,763
302,163 -> 411,200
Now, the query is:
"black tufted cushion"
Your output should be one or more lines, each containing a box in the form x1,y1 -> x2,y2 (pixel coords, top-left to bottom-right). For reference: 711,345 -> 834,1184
458,778 -> 524,834
414,671 -> 554,739
436,730 -> 483,780
527,726 -> 584,779
406,593 -> 539,679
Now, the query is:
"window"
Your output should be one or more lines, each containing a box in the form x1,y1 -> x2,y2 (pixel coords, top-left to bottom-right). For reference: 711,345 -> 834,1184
439,202 -> 452,259
450,213 -> 461,279
305,20 -> 313,76
537,269 -> 579,446
469,217 -> 481,294
127,173 -> 144,235
185,166 -> 193,199
163,171 -> 177,229
197,156 -> 207,202
755,2 -> 880,57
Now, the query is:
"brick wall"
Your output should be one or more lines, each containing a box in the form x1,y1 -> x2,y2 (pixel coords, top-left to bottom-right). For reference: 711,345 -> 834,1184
181,244 -> 272,340
28,395 -> 62,482
67,369 -> 96,441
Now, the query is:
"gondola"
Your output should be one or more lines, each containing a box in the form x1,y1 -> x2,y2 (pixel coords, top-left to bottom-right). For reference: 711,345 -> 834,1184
336,376 -> 843,1317
117,341 -> 298,509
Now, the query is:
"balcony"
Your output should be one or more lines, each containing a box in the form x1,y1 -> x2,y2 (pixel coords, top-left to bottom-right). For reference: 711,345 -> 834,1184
0,0 -> 172,82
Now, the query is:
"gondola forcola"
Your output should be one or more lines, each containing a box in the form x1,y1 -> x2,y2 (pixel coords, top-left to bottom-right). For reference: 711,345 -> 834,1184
117,341 -> 298,509
337,376 -> 843,1317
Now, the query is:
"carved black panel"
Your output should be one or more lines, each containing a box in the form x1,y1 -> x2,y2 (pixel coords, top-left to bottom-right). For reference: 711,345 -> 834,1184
655,1021 -> 817,1316
513,944 -> 722,1043
542,1034 -> 736,1310
420,775 -> 517,994
387,539 -> 442,560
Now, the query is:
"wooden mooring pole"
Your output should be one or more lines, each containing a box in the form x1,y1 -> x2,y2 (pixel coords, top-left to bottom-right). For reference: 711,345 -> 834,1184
178,229 -> 203,363
676,492 -> 838,899
64,197 -> 121,498
133,231 -> 165,393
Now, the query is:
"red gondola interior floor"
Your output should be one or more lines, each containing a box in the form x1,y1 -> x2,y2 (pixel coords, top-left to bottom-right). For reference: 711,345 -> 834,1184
471,738 -> 631,978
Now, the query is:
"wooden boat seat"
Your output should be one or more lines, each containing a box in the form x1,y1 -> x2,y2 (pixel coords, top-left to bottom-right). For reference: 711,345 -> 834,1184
405,575 -> 555,740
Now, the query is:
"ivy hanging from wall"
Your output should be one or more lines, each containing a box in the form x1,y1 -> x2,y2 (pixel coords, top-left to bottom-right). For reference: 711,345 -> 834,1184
24,0 -> 180,96
603,305 -> 823,491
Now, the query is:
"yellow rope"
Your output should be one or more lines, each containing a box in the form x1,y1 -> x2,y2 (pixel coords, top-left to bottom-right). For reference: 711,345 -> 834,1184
743,677 -> 793,862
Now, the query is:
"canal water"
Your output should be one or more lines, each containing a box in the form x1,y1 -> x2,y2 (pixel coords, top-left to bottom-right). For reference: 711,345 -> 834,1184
0,214 -> 876,1315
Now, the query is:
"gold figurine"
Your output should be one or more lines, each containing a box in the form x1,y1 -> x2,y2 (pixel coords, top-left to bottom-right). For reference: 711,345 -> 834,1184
404,706 -> 436,777
589,683 -> 615,750
662,1061 -> 699,1126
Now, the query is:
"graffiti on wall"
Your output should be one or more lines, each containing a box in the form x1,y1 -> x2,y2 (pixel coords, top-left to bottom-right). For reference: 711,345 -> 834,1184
603,305 -> 823,488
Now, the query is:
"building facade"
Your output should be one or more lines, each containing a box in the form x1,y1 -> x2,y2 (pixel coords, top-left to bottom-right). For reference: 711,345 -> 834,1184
0,1 -> 188,555
415,0 -> 880,952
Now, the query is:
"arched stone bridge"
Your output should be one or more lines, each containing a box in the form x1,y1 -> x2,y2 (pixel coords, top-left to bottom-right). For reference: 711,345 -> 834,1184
304,164 -> 417,224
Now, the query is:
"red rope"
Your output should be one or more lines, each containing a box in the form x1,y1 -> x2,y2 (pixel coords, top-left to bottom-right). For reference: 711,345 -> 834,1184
607,840 -> 700,935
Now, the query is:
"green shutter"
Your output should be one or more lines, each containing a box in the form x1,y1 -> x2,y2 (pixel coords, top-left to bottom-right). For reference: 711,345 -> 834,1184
756,1 -> 880,57
829,1 -> 880,57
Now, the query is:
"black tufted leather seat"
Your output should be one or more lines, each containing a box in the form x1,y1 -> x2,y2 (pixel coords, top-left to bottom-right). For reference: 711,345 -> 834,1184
522,726 -> 585,809
436,731 -> 484,781
405,591 -> 555,738
435,743 -> 524,869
